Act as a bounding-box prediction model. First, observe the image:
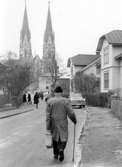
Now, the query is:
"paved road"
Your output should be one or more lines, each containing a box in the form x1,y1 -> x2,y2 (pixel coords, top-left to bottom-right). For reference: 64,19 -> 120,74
0,101 -> 86,167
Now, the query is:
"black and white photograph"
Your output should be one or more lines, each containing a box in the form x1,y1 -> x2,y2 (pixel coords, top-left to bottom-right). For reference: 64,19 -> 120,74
0,0 -> 122,166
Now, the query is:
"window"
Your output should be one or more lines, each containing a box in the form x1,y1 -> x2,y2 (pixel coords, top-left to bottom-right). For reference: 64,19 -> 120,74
96,66 -> 100,75
104,71 -> 109,89
103,46 -> 109,65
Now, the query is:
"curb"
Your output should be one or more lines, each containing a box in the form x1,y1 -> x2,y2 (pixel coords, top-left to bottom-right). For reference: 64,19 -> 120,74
0,108 -> 34,119
0,107 -> 17,112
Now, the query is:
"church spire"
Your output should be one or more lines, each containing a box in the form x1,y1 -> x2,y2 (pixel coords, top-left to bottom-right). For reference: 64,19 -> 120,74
21,0 -> 30,41
43,1 -> 56,73
46,1 -> 52,32
19,0 -> 32,62
44,1 -> 54,43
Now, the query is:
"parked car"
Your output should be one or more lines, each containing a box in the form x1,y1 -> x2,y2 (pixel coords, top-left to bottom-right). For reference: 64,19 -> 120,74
70,92 -> 86,108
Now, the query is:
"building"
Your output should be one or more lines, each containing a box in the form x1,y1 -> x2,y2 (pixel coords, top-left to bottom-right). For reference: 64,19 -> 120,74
39,2 -> 58,92
19,1 -> 32,65
18,2 -> 58,92
67,54 -> 100,91
96,30 -> 122,96
42,1 -> 55,73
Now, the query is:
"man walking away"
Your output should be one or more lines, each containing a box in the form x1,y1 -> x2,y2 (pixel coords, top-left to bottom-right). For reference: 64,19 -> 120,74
33,92 -> 39,109
46,86 -> 77,162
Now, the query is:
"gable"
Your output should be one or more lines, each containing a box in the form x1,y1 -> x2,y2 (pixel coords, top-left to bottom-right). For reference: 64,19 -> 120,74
96,30 -> 122,53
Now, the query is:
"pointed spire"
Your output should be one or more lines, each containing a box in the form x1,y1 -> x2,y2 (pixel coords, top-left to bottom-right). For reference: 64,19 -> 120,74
19,0 -> 32,60
21,0 -> 30,40
46,1 -> 52,34
44,1 -> 54,43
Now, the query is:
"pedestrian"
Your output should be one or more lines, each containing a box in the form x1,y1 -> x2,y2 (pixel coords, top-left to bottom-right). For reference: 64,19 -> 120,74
22,93 -> 27,103
46,86 -> 77,162
33,92 -> 39,109
27,93 -> 32,104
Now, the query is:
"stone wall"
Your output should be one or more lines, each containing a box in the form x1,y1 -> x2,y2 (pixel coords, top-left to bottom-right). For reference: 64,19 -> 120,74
111,96 -> 122,120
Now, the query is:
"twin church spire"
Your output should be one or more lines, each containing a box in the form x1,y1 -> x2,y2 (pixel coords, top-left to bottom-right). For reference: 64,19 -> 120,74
19,0 -> 55,70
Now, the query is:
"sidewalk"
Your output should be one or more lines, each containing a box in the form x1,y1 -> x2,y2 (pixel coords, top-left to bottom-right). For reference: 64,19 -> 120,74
0,104 -> 34,119
80,107 -> 122,167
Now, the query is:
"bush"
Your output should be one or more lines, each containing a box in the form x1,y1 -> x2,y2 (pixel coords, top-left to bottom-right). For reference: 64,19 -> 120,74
83,93 -> 108,107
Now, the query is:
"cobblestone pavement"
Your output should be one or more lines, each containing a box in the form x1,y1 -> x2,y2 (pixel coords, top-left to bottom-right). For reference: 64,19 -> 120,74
80,107 -> 122,167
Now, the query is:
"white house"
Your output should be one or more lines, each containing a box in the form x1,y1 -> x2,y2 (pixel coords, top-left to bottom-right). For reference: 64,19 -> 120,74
96,30 -> 122,96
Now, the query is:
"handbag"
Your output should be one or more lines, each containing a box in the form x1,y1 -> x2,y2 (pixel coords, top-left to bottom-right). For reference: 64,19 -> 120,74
45,130 -> 53,149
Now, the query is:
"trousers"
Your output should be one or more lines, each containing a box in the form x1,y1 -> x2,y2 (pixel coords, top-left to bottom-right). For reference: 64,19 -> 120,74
52,138 -> 67,155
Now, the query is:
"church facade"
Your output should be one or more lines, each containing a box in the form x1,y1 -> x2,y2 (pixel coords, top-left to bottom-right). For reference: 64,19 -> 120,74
19,2 -> 57,92
39,2 -> 57,92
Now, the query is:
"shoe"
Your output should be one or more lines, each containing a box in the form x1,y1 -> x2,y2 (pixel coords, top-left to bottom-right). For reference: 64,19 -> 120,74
54,154 -> 58,160
59,150 -> 64,162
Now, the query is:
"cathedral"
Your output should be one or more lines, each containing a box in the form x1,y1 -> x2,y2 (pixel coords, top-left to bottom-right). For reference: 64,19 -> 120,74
19,1 -> 58,92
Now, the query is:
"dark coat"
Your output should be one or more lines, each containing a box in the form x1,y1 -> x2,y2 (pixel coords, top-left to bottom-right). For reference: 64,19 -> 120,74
23,93 -> 26,103
28,93 -> 31,102
46,96 -> 77,142
34,93 -> 39,104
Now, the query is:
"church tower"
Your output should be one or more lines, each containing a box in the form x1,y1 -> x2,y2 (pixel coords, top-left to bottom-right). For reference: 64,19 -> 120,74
43,1 -> 55,73
19,0 -> 32,64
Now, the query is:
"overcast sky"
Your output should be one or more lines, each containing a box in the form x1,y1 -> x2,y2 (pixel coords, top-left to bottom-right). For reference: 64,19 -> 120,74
0,0 -> 122,66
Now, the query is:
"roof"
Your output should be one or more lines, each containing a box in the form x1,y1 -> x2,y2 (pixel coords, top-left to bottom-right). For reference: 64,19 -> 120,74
80,57 -> 101,72
67,54 -> 100,67
96,30 -> 122,52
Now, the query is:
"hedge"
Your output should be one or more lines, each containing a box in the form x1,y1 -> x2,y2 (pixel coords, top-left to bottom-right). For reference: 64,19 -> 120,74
83,93 -> 108,107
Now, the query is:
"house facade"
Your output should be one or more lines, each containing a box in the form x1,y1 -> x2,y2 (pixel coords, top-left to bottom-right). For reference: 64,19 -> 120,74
67,54 -> 100,92
96,30 -> 122,96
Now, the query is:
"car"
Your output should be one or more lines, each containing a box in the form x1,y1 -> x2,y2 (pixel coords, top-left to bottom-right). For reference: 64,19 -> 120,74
70,92 -> 86,108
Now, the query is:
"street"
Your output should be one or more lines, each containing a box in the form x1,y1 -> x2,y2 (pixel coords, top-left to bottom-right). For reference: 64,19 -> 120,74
0,100 -> 86,167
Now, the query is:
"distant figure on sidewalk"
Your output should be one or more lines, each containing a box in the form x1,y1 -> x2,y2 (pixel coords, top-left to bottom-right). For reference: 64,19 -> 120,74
22,93 -> 27,103
27,93 -> 32,104
46,86 -> 77,162
34,92 -> 39,109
